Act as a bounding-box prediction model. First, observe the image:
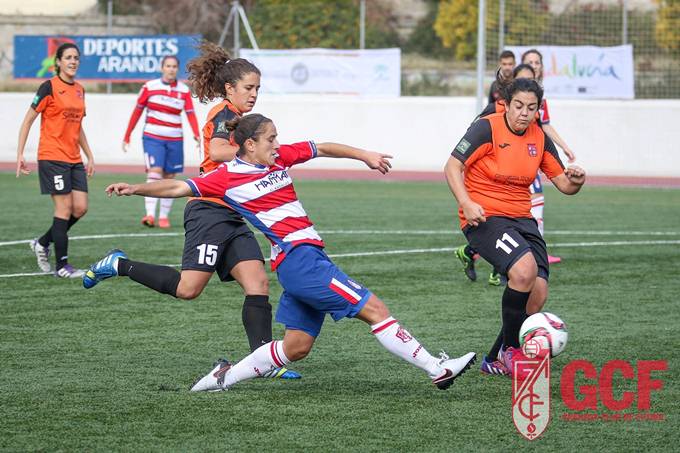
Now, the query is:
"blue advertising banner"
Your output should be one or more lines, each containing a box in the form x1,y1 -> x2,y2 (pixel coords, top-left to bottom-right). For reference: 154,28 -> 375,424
13,35 -> 201,81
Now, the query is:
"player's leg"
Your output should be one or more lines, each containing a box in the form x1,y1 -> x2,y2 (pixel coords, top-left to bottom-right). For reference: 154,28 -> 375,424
455,243 -> 477,281
229,259 -> 272,352
157,140 -> 183,228
141,136 -> 164,227
531,174 -> 561,264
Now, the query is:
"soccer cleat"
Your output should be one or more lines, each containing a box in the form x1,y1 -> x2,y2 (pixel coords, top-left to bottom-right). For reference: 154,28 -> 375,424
480,355 -> 510,376
548,255 -> 562,264
29,239 -> 51,272
455,245 -> 477,281
190,358 -> 232,392
55,264 -> 85,279
141,215 -> 155,227
432,351 -> 477,390
502,347 -> 534,381
82,249 -> 127,289
488,271 -> 507,286
259,367 -> 302,379
158,217 -> 171,229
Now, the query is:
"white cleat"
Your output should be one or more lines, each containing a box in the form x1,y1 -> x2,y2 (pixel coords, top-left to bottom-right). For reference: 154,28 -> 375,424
55,264 -> 85,279
30,239 -> 51,273
190,359 -> 232,392
432,351 -> 477,390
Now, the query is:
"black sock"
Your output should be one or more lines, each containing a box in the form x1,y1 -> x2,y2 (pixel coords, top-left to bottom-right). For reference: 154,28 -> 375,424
51,217 -> 69,269
242,295 -> 273,352
501,286 -> 530,349
39,215 -> 80,247
119,259 -> 181,297
488,329 -> 504,360
464,244 -> 476,258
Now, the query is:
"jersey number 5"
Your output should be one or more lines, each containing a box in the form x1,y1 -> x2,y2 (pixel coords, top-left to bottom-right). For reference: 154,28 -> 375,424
495,233 -> 519,254
196,244 -> 218,266
54,175 -> 64,191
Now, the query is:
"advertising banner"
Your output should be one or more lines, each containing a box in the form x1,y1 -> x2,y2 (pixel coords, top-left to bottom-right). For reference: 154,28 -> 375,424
13,35 -> 201,81
241,48 -> 401,97
507,45 -> 634,99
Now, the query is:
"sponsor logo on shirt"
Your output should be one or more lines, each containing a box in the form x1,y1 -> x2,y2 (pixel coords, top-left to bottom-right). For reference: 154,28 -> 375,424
254,170 -> 291,192
455,138 -> 471,155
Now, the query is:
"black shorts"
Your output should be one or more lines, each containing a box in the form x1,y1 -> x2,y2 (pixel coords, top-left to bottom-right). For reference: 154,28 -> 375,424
463,216 -> 549,280
182,200 -> 264,282
38,160 -> 88,195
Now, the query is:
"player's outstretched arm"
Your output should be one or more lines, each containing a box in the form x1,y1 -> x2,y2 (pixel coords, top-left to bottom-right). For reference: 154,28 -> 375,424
315,142 -> 393,174
550,165 -> 586,195
106,179 -> 192,198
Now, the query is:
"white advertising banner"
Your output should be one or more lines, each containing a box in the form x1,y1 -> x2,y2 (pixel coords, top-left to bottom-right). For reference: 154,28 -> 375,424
240,48 -> 400,97
507,45 -> 635,99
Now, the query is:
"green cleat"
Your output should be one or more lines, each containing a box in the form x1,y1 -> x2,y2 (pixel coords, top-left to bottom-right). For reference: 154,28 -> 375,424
488,270 -> 507,286
455,245 -> 477,281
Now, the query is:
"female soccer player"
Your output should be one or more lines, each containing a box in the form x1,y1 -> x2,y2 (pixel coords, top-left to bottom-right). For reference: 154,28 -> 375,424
456,64 -> 536,287
123,55 -> 200,228
522,49 -> 577,264
104,114 -> 477,392
85,42 -> 297,379
444,78 -> 585,378
16,42 -> 95,278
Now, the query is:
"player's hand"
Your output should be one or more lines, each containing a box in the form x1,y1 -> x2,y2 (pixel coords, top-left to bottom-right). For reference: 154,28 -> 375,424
86,159 -> 95,177
564,165 -> 586,185
106,182 -> 135,197
564,147 -> 577,163
462,200 -> 486,227
363,151 -> 393,174
16,157 -> 30,177
122,141 -> 129,153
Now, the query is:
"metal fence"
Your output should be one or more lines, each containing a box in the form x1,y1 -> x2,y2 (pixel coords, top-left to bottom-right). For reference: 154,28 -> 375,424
483,0 -> 679,99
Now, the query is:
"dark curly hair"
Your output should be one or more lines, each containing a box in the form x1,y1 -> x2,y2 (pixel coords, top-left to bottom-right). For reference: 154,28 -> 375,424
186,41 -> 261,103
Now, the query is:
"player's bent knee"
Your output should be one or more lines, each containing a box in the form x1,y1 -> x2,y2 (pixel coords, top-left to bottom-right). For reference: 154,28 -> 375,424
176,282 -> 204,300
356,295 -> 391,324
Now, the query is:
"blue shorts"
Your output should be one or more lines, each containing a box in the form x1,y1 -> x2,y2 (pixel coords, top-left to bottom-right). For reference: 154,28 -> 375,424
530,174 -> 543,194
275,245 -> 372,338
143,135 -> 184,174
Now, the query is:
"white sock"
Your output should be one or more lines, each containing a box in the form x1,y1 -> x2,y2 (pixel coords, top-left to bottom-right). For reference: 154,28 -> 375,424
223,340 -> 290,387
371,317 -> 441,378
531,196 -> 545,237
159,198 -> 174,219
144,172 -> 162,217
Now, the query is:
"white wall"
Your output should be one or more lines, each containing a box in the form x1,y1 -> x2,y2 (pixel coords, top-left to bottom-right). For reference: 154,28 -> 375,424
4,92 -> 679,177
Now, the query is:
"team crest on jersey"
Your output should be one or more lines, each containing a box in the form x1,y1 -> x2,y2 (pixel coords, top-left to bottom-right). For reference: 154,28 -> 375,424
395,327 -> 413,343
527,143 -> 538,157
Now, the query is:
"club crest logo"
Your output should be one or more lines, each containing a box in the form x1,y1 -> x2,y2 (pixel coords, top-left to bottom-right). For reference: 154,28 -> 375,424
527,143 -> 538,157
512,354 -> 551,440
395,327 -> 413,343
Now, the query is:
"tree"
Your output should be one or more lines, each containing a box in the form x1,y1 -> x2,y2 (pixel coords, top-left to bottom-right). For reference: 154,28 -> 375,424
434,0 -> 550,61
655,0 -> 680,52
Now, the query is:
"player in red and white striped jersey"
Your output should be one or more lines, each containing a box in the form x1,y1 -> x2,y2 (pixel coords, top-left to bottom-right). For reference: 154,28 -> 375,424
122,56 -> 200,228
105,114 -> 477,392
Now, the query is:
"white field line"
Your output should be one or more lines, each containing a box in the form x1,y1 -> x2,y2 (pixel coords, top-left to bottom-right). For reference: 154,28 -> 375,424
2,229 -> 680,247
2,239 -> 680,279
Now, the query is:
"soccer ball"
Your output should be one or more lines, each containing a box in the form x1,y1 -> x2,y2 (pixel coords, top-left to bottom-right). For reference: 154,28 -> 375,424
519,312 -> 568,358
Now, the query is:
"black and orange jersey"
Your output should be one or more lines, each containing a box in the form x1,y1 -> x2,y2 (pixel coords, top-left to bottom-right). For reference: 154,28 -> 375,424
451,112 -> 564,228
31,76 -> 86,163
192,100 -> 241,208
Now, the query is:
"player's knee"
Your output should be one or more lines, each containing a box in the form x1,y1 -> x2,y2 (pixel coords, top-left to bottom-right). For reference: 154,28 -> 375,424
508,261 -> 537,289
286,343 -> 312,361
176,281 -> 204,300
72,206 -> 87,218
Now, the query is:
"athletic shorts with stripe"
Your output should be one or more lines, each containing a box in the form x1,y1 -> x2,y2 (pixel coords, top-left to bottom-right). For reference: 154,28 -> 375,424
38,160 -> 88,195
275,244 -> 372,338
143,135 -> 184,174
181,200 -> 264,281
463,216 -> 549,281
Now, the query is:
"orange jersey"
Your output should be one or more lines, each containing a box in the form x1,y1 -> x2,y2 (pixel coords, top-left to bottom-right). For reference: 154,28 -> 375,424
191,100 -> 241,207
31,76 -> 86,163
452,112 -> 564,228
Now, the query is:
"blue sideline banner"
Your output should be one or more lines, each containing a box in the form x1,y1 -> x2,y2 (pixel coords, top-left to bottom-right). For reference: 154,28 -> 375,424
13,35 -> 201,81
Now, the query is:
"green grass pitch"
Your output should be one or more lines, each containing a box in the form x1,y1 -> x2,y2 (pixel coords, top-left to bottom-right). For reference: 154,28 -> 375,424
0,172 -> 678,451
